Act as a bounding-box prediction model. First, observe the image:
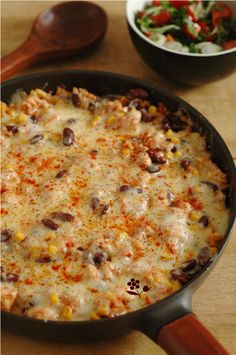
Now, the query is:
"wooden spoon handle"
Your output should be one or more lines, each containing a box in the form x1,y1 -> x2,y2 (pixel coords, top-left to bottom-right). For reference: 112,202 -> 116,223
1,37 -> 40,82
157,313 -> 229,355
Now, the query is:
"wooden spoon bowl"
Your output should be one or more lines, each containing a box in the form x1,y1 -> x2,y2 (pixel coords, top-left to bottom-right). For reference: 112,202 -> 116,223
1,1 -> 107,81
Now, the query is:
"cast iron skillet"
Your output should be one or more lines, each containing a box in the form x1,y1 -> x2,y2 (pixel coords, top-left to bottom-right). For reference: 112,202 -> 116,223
1,71 -> 236,354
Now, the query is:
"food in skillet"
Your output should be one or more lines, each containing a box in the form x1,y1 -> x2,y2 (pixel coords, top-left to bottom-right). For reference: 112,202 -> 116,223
136,0 -> 236,53
1,86 -> 229,321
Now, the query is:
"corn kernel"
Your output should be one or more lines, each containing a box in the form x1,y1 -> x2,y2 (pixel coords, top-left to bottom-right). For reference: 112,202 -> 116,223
96,306 -> 110,317
122,148 -> 130,156
6,108 -> 15,115
14,232 -> 26,242
48,281 -> 56,287
195,185 -> 201,193
91,115 -> 101,126
174,151 -> 182,158
154,276 -> 160,283
166,152 -> 173,160
62,305 -> 72,320
16,113 -> 26,124
165,129 -> 173,138
189,224 -> 199,232
5,164 -> 13,170
90,311 -> 100,320
148,105 -> 157,116
107,115 -> 116,124
190,212 -> 199,221
50,292 -> 59,305
171,136 -> 180,144
192,168 -> 199,176
164,278 -> 173,288
51,133 -> 61,142
1,102 -> 7,115
161,254 -> 173,261
48,245 -> 58,255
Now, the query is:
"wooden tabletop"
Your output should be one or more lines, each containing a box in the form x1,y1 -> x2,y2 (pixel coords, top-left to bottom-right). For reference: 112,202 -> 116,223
1,1 -> 236,354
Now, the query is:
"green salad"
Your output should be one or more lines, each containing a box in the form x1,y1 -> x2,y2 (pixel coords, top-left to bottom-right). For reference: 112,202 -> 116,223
136,0 -> 236,53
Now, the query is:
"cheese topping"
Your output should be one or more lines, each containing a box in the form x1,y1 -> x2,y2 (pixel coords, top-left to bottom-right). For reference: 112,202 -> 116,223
0,86 -> 229,321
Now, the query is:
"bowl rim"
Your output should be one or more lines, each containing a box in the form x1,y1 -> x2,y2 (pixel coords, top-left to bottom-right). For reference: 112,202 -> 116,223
126,0 -> 236,58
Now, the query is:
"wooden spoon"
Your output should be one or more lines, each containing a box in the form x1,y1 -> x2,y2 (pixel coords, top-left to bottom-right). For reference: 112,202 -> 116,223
1,1 -> 107,81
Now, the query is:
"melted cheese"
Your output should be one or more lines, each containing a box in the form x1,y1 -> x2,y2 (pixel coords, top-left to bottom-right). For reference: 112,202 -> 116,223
0,87 -> 229,321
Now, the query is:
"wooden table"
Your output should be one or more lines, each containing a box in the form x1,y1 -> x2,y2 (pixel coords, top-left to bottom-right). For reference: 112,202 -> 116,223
1,1 -> 236,354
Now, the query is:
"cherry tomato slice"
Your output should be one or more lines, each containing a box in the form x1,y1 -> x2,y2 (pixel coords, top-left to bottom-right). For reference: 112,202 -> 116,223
211,2 -> 232,27
152,0 -> 161,6
223,39 -> 236,50
186,5 -> 198,22
169,0 -> 190,8
151,10 -> 171,26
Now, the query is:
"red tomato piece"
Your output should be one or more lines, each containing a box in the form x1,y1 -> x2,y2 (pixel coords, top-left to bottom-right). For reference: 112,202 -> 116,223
183,22 -> 201,39
169,0 -> 190,8
186,5 -> 198,22
223,39 -> 236,50
211,2 -> 232,27
151,10 -> 171,26
198,21 -> 208,33
152,0 -> 161,6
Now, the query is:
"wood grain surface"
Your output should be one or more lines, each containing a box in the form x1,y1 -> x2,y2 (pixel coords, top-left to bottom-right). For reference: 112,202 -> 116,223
1,1 -> 236,354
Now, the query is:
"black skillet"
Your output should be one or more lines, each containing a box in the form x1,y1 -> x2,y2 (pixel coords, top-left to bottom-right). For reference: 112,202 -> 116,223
1,71 -> 236,355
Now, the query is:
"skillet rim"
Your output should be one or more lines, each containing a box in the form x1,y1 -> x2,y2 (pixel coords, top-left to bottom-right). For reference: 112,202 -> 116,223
1,69 -> 236,327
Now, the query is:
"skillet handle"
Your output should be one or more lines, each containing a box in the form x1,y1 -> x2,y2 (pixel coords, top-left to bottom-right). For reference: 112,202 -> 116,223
157,313 -> 229,355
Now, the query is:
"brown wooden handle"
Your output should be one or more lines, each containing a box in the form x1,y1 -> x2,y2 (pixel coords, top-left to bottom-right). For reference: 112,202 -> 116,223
157,313 -> 229,355
1,36 -> 41,82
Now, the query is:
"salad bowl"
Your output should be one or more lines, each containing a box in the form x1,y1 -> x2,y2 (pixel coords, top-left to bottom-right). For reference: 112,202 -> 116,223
126,0 -> 236,85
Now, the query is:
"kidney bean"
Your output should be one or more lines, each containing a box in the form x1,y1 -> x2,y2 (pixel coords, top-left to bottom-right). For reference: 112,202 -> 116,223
119,185 -> 142,193
6,273 -> 19,282
90,196 -> 100,210
127,88 -> 149,99
171,146 -> 177,153
148,149 -> 167,164
181,259 -> 197,272
51,212 -> 74,222
88,101 -> 96,113
36,256 -> 52,263
93,252 -> 107,266
6,125 -> 19,134
199,215 -> 209,227
180,158 -> 191,170
198,247 -> 210,266
128,98 -> 143,110
55,169 -> 67,178
146,165 -> 161,173
30,134 -> 44,145
140,109 -> 154,122
1,229 -> 12,242
41,219 -> 59,230
119,185 -> 130,192
77,246 -> 85,251
201,181 -> 219,191
63,128 -> 74,146
171,269 -> 189,284
72,93 -> 81,107
163,114 -> 186,132
67,118 -> 77,124
100,205 -> 109,216
31,114 -> 39,124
